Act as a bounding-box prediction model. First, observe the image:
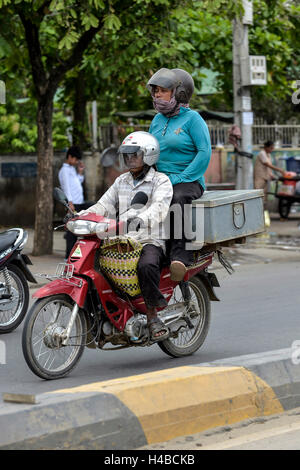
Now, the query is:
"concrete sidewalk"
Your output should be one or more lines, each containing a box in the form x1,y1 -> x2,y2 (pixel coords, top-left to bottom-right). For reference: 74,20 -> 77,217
22,229 -> 66,288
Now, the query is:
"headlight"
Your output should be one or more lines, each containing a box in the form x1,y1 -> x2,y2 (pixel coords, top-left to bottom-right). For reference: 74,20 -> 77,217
66,220 -> 108,235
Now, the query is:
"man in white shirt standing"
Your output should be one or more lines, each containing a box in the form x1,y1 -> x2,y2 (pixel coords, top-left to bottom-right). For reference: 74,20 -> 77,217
58,146 -> 92,258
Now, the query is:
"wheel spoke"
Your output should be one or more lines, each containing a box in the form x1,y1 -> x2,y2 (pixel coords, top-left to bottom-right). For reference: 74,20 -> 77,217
0,269 -> 26,327
158,278 -> 210,356
25,296 -> 86,378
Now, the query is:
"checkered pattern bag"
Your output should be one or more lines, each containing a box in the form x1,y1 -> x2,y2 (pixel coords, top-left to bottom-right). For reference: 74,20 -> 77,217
99,237 -> 143,297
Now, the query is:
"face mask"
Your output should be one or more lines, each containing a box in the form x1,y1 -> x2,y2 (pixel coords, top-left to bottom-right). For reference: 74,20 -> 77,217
152,96 -> 181,117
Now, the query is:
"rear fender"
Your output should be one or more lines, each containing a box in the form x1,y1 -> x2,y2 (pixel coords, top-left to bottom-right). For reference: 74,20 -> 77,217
10,253 -> 37,284
197,270 -> 220,301
33,278 -> 89,308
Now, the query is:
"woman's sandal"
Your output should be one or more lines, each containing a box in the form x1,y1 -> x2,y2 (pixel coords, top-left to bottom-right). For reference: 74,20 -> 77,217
148,317 -> 169,343
170,261 -> 187,282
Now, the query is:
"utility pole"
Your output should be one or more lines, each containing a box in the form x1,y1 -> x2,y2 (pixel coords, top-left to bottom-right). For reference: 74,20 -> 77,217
92,100 -> 98,150
233,1 -> 254,190
86,100 -> 100,203
233,1 -> 267,189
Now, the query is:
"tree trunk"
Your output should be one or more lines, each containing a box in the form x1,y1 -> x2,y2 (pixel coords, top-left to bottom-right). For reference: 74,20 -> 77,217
32,95 -> 54,256
72,70 -> 87,149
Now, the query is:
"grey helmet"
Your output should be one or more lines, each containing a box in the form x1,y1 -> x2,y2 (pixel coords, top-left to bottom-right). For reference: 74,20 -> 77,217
171,68 -> 194,103
118,131 -> 160,169
146,67 -> 194,103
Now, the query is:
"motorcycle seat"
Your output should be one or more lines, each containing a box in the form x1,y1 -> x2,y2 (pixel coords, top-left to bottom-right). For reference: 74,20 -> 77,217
0,230 -> 19,253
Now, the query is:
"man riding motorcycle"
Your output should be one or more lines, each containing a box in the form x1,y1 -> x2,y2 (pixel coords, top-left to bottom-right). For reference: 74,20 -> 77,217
79,131 -> 173,341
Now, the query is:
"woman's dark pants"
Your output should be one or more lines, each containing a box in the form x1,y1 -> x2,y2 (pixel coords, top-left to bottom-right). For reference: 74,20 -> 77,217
168,181 -> 204,266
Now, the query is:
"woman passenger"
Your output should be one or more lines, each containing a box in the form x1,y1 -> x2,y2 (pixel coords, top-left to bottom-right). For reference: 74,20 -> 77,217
147,68 -> 212,281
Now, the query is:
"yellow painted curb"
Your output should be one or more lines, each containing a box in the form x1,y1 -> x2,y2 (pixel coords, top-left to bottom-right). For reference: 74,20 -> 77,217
52,365 -> 284,444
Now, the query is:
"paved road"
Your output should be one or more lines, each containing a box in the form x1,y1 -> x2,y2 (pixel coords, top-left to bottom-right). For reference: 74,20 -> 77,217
0,242 -> 299,398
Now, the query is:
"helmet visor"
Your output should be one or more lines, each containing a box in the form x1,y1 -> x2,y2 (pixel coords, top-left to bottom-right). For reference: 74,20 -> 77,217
118,145 -> 141,154
146,68 -> 179,92
118,146 -> 144,170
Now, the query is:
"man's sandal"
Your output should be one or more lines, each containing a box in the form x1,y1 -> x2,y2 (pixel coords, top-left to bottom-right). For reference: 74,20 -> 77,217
148,317 -> 169,343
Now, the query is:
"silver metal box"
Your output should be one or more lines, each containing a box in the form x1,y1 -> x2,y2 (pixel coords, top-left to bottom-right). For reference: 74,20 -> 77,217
191,189 -> 264,246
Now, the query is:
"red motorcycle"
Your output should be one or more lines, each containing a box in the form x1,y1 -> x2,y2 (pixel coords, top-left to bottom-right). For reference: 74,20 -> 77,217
22,188 -> 221,380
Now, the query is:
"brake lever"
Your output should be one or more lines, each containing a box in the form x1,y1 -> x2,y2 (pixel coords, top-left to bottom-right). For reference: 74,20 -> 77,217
54,224 -> 65,231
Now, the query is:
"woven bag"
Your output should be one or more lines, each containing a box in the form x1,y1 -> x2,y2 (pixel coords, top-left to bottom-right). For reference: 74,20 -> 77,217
99,237 -> 143,297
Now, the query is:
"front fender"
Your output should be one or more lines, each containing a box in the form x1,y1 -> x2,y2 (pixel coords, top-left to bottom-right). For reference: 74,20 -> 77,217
33,278 -> 88,308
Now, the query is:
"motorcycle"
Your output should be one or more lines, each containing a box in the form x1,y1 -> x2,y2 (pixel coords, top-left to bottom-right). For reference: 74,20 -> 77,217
22,188 -> 222,380
0,228 -> 37,333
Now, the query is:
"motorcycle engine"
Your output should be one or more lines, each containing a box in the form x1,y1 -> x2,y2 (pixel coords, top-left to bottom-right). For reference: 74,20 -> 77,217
99,315 -> 147,348
101,320 -> 113,336
99,320 -> 128,347
124,315 -> 146,341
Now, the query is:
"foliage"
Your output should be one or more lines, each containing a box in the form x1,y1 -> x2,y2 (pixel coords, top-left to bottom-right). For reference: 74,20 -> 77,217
249,0 -> 300,122
60,0 -> 243,134
1,0 -> 300,154
61,0 -> 300,126
0,0 -> 193,148
175,0 -> 300,122
0,94 -> 70,153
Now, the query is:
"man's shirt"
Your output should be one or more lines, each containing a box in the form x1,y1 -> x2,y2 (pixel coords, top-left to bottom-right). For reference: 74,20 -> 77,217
254,150 -> 273,182
81,167 -> 173,251
58,163 -> 84,204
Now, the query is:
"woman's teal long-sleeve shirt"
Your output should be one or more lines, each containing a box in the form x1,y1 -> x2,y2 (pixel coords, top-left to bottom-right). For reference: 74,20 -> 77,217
149,107 -> 211,189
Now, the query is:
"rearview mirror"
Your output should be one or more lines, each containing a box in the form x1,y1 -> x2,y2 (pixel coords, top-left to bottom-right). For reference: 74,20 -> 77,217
130,192 -> 148,208
53,187 -> 69,207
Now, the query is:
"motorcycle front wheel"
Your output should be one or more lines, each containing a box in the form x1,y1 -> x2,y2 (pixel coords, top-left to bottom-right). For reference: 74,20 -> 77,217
22,294 -> 87,380
158,276 -> 211,358
0,264 -> 29,334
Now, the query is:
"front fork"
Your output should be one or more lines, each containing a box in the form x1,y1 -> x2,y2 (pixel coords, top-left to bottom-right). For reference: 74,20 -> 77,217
62,303 -> 79,346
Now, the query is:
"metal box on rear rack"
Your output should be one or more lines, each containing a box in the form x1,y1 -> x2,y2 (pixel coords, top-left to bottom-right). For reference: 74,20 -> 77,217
190,190 -> 264,248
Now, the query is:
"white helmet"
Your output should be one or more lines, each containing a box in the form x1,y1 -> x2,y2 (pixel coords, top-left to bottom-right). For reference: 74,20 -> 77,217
118,131 -> 160,169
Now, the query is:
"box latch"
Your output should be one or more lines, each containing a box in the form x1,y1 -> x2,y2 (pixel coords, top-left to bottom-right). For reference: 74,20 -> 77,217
233,203 -> 245,229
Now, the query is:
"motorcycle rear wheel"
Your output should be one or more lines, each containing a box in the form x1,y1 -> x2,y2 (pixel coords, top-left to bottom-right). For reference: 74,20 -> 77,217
0,264 -> 29,334
278,198 -> 292,219
22,294 -> 87,380
158,276 -> 210,358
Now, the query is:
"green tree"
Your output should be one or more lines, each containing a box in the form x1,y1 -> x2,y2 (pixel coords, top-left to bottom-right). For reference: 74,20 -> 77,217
0,0 -> 190,255
172,0 -> 300,122
249,0 -> 300,122
60,0 -> 243,146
